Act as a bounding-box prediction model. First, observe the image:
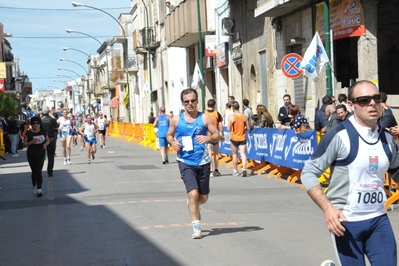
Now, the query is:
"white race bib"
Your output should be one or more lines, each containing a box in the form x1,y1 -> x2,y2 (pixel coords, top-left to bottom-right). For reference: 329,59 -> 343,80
349,184 -> 385,211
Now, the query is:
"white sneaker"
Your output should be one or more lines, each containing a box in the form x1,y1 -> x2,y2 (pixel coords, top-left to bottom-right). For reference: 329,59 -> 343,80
67,158 -> 71,164
64,158 -> 67,165
37,189 -> 43,198
192,223 -> 202,239
12,154 -> 20,157
32,185 -> 38,195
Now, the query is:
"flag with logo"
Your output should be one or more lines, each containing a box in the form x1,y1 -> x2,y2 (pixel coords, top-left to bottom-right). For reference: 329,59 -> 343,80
300,32 -> 330,82
191,62 -> 203,89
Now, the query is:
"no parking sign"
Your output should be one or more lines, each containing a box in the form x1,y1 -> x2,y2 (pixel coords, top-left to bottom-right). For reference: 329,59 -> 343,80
281,53 -> 303,79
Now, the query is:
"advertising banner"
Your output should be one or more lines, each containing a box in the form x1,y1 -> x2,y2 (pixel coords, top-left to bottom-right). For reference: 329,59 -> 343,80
315,0 -> 365,40
204,35 -> 217,57
0,62 -> 5,79
219,127 -> 317,170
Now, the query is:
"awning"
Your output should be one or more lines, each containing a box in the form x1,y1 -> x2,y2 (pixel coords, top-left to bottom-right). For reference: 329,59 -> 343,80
109,97 -> 119,108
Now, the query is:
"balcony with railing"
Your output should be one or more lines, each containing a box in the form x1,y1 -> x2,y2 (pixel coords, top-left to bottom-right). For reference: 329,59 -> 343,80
165,0 -> 209,48
3,51 -> 14,62
110,69 -> 127,85
255,0 -> 314,17
133,27 -> 159,54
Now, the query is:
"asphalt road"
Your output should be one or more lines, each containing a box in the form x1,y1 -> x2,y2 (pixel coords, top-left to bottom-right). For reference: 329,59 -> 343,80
1,137 -> 399,266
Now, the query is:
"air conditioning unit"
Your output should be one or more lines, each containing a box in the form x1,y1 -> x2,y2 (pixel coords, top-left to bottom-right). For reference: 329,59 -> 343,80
222,17 -> 234,36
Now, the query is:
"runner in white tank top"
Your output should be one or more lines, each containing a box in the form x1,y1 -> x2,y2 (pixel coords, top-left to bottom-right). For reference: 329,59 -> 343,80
79,114 -> 98,164
57,109 -> 72,165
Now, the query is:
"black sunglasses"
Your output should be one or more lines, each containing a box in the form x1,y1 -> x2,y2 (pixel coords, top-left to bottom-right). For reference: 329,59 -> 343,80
32,122 -> 40,125
350,94 -> 382,105
183,99 -> 197,104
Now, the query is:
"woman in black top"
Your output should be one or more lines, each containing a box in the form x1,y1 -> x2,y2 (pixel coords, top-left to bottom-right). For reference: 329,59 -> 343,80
23,116 -> 50,197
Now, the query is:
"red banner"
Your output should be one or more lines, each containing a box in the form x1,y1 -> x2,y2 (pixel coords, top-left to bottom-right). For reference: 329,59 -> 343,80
0,79 -> 4,92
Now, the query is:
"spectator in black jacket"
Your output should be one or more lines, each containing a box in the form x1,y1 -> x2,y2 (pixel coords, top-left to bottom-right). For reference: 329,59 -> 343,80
40,106 -> 59,177
379,91 -> 397,129
2,114 -> 11,154
277,94 -> 292,126
314,95 -> 334,132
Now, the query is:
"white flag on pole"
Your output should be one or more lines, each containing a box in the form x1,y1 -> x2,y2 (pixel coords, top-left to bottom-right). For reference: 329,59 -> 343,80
300,32 -> 330,82
191,62 -> 203,89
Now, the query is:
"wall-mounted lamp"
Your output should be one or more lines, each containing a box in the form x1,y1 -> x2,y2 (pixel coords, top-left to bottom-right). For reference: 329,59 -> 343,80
287,37 -> 306,46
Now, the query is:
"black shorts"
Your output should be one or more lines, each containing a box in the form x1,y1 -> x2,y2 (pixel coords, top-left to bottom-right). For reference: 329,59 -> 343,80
178,161 -> 210,194
98,129 -> 106,135
230,139 -> 246,147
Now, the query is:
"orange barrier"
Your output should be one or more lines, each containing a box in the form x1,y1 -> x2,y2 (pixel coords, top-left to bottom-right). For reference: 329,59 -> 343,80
139,124 -> 157,150
384,173 -> 399,211
0,129 -> 5,158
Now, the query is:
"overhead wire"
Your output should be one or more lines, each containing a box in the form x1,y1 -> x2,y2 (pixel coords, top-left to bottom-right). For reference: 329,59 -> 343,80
0,6 -> 130,11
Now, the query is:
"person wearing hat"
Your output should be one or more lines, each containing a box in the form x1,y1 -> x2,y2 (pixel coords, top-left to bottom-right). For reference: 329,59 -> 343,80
23,116 -> 50,197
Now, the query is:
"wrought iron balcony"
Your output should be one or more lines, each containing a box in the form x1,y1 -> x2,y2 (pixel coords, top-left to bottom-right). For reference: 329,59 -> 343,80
133,27 -> 160,54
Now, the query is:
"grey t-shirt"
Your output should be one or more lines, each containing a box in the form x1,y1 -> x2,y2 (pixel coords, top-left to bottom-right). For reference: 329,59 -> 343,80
243,107 -> 253,129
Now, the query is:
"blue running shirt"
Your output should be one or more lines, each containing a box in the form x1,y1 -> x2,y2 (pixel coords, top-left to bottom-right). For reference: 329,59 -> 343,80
175,112 -> 210,166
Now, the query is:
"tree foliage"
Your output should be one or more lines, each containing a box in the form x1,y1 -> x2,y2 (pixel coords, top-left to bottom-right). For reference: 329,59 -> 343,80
0,93 -> 18,116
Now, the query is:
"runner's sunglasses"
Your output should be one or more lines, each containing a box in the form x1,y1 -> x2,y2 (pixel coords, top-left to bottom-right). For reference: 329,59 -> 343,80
350,94 -> 382,105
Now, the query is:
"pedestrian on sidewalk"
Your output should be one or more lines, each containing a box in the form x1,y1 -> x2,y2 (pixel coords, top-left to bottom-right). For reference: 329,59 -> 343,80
301,80 -> 399,265
40,106 -> 59,177
153,106 -> 170,164
8,114 -> 20,157
24,116 -> 50,197
166,88 -> 220,239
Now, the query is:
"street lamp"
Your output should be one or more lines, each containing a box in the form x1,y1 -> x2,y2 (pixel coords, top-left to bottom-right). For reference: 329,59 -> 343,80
47,85 -> 61,89
66,29 -> 111,117
66,29 -> 102,45
57,74 -> 79,83
62,47 -> 91,58
59,58 -> 90,116
59,58 -> 88,75
141,0 -> 153,112
58,67 -> 82,78
72,1 -> 131,122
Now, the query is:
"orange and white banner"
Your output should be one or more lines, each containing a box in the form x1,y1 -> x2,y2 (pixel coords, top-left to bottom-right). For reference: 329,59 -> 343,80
315,0 -> 365,40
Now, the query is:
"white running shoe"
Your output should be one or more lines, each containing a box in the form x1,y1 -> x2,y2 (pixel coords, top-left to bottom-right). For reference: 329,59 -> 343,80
32,185 -> 38,195
192,223 -> 202,239
67,158 -> 71,164
64,158 -> 68,165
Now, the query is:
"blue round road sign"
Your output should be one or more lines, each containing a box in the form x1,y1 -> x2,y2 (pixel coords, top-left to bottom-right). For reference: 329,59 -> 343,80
281,53 -> 303,79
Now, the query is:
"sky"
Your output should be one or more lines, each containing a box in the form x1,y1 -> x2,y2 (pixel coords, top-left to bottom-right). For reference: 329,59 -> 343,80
0,0 -> 131,94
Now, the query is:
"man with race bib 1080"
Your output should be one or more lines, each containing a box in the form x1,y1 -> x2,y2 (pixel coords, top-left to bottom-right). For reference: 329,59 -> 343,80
301,80 -> 399,266
79,114 -> 98,164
